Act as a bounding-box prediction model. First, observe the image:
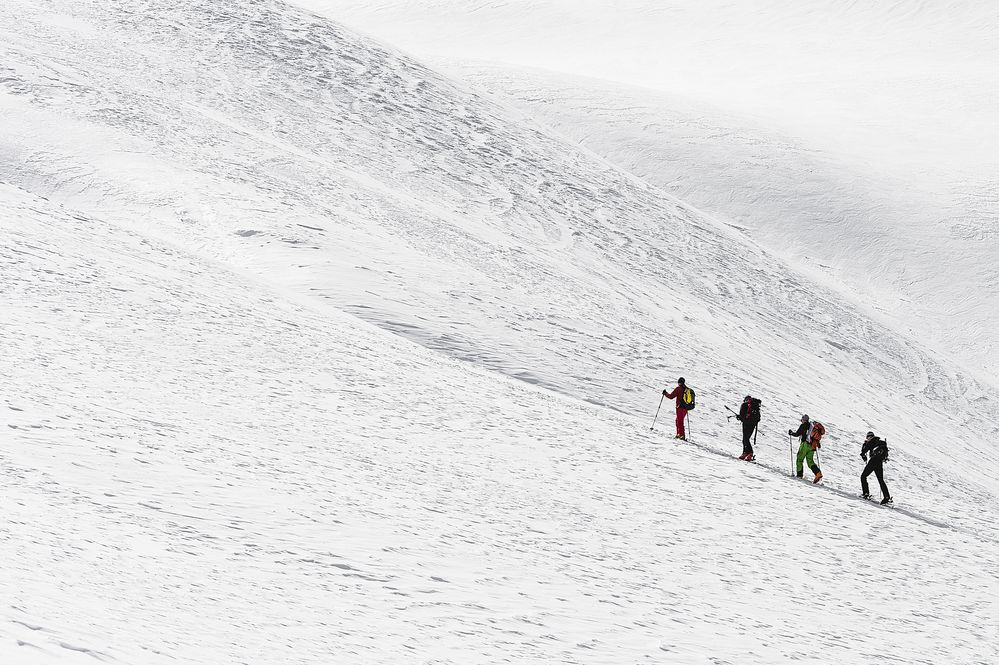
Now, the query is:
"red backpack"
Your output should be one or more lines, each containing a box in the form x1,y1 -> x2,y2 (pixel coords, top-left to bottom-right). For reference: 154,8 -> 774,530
809,422 -> 826,448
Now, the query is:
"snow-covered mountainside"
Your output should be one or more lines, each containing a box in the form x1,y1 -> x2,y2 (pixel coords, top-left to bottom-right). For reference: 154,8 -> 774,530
317,0 -> 999,386
6,184 -> 998,663
2,1 -> 998,663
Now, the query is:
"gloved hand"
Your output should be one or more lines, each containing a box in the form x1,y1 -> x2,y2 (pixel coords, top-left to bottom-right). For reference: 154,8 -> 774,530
811,442 -> 819,451
788,429 -> 794,436
662,389 -> 668,396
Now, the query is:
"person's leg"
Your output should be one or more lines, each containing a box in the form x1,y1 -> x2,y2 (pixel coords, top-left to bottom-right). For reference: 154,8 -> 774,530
675,408 -> 687,438
795,442 -> 808,477
861,459 -> 875,495
874,461 -> 890,499
804,446 -> 820,475
742,422 -> 754,455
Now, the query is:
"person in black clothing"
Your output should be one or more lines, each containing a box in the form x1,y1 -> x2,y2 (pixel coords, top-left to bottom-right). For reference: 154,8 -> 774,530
860,431 -> 892,504
736,395 -> 760,461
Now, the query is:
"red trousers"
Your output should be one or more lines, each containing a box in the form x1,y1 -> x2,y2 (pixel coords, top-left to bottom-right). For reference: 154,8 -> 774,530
675,408 -> 688,438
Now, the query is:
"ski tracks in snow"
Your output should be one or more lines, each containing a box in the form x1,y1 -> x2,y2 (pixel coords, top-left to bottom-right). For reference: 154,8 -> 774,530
656,428 -> 990,542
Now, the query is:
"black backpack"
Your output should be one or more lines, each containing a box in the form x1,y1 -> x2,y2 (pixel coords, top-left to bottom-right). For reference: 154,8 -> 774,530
680,386 -> 696,410
870,437 -> 890,461
748,398 -> 761,420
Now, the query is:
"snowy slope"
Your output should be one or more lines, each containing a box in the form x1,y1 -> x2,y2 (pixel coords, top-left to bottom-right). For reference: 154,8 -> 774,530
314,0 -> 999,385
4,181 -> 999,664
443,64 -> 999,392
2,0 -> 999,663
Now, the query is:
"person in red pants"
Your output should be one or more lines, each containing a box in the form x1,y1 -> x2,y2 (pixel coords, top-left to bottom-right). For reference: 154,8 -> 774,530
662,377 -> 690,440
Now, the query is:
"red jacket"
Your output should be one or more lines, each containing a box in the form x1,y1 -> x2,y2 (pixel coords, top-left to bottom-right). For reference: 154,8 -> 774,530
664,384 -> 687,410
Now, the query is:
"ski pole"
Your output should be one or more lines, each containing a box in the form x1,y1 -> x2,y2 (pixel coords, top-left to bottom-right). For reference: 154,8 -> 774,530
789,434 -> 794,475
686,412 -> 692,442
650,395 -> 664,430
753,423 -> 759,448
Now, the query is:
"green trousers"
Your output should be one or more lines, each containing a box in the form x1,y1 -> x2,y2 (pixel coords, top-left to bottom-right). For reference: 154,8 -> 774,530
796,441 -> 820,477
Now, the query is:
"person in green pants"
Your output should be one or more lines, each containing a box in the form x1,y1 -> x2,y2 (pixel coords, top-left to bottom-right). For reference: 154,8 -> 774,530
788,414 -> 823,483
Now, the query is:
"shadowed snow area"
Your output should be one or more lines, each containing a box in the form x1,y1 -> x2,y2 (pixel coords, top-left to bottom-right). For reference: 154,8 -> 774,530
2,1 -> 998,663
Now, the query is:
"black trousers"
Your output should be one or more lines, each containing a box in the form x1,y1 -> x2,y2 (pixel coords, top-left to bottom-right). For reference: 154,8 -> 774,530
741,420 -> 758,455
861,457 -> 890,498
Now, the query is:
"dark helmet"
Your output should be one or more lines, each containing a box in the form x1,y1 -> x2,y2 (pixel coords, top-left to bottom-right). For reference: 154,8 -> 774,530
801,414 -> 809,422
745,395 -> 752,401
678,377 -> 685,385
866,431 -> 875,439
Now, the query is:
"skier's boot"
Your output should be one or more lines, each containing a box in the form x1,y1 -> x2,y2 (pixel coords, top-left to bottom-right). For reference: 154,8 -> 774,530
860,493 -> 872,500
744,454 -> 755,462
812,471 -> 823,484
738,453 -> 748,460
880,496 -> 893,505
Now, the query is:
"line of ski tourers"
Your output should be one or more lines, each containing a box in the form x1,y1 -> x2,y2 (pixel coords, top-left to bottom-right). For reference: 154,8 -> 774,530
655,378 -> 893,505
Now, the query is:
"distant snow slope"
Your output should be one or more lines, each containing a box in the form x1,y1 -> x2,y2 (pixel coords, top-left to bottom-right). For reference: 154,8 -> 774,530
313,0 -> 999,385
440,64 -> 999,379
2,1 -> 998,662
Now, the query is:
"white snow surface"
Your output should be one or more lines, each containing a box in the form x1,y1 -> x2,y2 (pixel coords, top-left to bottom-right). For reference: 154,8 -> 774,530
1,1 -> 998,663
315,0 -> 999,385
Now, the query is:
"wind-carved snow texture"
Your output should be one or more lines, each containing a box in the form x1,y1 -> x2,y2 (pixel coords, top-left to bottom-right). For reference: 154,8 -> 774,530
318,0 -> 999,383
1,1 -> 999,663
445,64 -> 999,385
